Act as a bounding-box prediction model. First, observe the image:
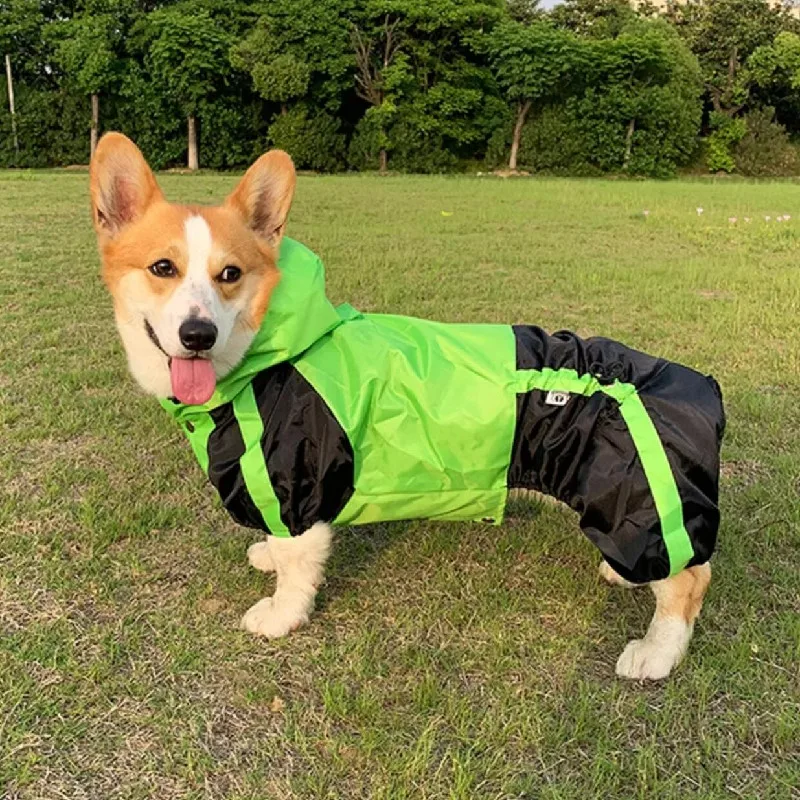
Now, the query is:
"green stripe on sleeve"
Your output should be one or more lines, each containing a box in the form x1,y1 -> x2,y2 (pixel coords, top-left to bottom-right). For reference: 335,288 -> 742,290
232,384 -> 290,537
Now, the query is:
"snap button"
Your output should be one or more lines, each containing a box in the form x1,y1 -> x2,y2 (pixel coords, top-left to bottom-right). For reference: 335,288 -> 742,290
590,360 -> 624,385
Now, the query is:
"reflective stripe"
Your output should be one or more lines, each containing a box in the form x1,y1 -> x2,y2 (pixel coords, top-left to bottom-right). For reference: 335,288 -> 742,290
516,368 -> 694,576
232,383 -> 290,537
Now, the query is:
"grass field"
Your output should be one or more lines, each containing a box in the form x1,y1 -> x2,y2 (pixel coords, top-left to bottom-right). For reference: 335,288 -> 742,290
0,169 -> 799,800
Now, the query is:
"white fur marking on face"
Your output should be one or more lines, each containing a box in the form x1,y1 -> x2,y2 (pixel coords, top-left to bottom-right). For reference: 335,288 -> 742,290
184,214 -> 214,304
115,212 -> 259,396
153,214 -> 220,357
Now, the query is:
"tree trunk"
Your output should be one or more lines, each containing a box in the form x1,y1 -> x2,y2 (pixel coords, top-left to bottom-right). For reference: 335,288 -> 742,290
187,115 -> 198,170
5,54 -> 19,159
509,100 -> 532,171
623,117 -> 635,170
90,93 -> 99,158
379,148 -> 388,173
280,103 -> 288,116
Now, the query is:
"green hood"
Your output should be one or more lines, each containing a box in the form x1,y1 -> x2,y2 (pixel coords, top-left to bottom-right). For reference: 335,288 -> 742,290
162,237 -> 349,421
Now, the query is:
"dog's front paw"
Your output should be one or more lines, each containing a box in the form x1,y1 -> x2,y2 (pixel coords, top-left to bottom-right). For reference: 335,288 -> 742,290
240,597 -> 308,639
615,638 -> 677,681
247,541 -> 275,572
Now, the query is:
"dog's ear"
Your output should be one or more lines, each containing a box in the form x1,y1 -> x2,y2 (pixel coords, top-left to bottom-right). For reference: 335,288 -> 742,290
224,150 -> 296,248
89,132 -> 163,245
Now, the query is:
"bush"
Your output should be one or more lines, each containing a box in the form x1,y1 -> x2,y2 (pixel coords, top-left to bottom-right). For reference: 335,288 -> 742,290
386,119 -> 459,173
267,107 -> 346,172
706,112 -> 747,173
347,106 -> 393,171
520,105 -> 593,174
347,106 -> 460,173
733,107 -> 800,177
0,86 -> 88,167
195,97 -> 267,169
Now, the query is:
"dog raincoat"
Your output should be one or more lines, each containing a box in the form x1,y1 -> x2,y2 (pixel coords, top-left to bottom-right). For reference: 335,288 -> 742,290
162,239 -> 725,584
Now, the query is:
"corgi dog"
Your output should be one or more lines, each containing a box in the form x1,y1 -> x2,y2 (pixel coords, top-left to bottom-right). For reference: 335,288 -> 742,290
89,133 -> 724,681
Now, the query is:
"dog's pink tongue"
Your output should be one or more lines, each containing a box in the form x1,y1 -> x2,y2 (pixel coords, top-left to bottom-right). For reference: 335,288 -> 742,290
170,358 -> 217,405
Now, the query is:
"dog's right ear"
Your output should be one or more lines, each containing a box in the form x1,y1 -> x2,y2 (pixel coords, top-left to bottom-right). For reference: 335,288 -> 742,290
89,132 -> 163,245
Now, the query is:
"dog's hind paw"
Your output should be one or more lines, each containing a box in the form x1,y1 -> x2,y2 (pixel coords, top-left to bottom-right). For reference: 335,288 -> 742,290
240,597 -> 308,639
247,541 -> 275,572
615,638 -> 678,681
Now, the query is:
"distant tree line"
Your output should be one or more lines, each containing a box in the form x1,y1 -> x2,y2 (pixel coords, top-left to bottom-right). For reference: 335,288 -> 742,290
3,0 -> 800,176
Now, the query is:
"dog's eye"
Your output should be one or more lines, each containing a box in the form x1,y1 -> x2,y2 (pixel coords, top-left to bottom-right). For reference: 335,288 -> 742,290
218,266 -> 242,284
148,259 -> 177,278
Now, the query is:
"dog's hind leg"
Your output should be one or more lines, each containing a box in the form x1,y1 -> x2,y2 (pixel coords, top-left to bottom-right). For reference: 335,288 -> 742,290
598,560 -> 640,589
615,562 -> 711,681
241,522 -> 332,639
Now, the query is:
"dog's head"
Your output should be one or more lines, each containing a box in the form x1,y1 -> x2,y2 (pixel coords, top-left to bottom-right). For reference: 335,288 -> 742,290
90,133 -> 295,404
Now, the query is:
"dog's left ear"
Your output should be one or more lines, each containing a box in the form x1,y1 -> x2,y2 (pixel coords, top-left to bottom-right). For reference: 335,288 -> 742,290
224,150 -> 296,248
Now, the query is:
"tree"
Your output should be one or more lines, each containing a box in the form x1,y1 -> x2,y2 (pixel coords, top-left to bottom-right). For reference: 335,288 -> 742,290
751,30 -> 800,90
0,0 -> 45,87
230,0 -> 355,114
550,0 -> 637,39
669,0 -> 791,117
229,1 -> 355,169
587,28 -> 674,168
350,12 -> 407,171
52,13 -> 120,157
577,20 -> 701,174
348,0 -> 506,172
144,8 -> 232,169
506,0 -> 542,25
485,19 -> 584,169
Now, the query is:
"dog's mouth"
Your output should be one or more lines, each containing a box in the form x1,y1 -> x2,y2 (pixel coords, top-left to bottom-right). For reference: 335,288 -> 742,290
144,319 -> 217,406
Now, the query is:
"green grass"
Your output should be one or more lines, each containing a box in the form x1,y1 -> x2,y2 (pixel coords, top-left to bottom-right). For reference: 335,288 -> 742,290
0,170 -> 799,799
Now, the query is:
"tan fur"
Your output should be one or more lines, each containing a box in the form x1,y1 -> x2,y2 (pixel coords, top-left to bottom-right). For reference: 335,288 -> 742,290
652,562 -> 711,625
615,562 -> 712,680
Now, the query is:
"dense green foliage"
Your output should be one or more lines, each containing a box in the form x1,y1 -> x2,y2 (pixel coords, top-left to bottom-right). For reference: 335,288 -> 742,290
2,0 -> 800,175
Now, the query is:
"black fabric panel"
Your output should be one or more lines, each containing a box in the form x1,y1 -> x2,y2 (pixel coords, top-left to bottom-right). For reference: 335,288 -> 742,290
508,389 -> 610,501
207,403 -> 268,531
251,363 -> 355,537
510,387 -> 670,583
574,403 -> 672,583
513,324 -> 667,386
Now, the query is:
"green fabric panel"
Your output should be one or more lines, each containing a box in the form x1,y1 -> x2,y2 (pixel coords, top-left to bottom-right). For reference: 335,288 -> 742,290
189,413 -> 214,475
159,400 -> 214,474
292,314 -> 519,527
232,384 -> 290,537
514,368 -> 694,576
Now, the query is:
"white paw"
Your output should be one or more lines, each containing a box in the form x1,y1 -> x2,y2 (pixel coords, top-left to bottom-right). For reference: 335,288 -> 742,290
247,541 -> 275,572
240,597 -> 308,639
615,638 -> 678,681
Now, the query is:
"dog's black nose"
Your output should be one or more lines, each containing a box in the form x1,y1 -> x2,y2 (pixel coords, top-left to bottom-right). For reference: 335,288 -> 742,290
179,318 -> 218,352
